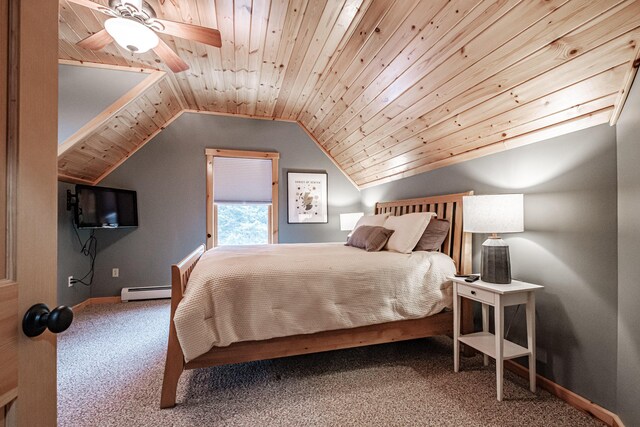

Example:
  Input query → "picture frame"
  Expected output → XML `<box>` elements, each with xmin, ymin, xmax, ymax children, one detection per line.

<box><xmin>287</xmin><ymin>172</ymin><xmax>328</xmax><ymax>224</ymax></box>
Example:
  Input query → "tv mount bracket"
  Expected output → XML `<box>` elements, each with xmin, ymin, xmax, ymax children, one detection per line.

<box><xmin>66</xmin><ymin>190</ymin><xmax>78</xmax><ymax>212</ymax></box>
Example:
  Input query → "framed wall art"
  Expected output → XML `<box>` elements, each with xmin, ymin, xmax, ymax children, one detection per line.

<box><xmin>287</xmin><ymin>172</ymin><xmax>328</xmax><ymax>224</ymax></box>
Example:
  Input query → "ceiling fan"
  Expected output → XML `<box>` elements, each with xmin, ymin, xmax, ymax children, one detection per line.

<box><xmin>67</xmin><ymin>0</ymin><xmax>222</xmax><ymax>72</ymax></box>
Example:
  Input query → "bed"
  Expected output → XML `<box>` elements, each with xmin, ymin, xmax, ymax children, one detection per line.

<box><xmin>161</xmin><ymin>191</ymin><xmax>474</xmax><ymax>408</ymax></box>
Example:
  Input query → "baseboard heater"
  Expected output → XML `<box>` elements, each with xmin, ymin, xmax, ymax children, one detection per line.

<box><xmin>121</xmin><ymin>285</ymin><xmax>171</xmax><ymax>302</ymax></box>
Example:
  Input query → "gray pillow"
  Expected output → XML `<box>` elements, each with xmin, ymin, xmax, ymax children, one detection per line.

<box><xmin>346</xmin><ymin>225</ymin><xmax>395</xmax><ymax>252</ymax></box>
<box><xmin>414</xmin><ymin>219</ymin><xmax>450</xmax><ymax>251</ymax></box>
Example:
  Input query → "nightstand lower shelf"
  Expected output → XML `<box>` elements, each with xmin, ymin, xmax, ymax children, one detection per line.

<box><xmin>458</xmin><ymin>332</ymin><xmax>531</xmax><ymax>360</ymax></box>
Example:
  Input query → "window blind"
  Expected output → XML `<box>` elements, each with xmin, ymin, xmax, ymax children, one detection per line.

<box><xmin>213</xmin><ymin>157</ymin><xmax>272</xmax><ymax>203</ymax></box>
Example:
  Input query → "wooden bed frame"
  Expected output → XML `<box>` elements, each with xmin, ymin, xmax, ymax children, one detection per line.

<box><xmin>160</xmin><ymin>191</ymin><xmax>475</xmax><ymax>408</ymax></box>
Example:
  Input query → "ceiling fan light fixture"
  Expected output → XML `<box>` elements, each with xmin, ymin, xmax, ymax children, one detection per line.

<box><xmin>104</xmin><ymin>17</ymin><xmax>159</xmax><ymax>53</ymax></box>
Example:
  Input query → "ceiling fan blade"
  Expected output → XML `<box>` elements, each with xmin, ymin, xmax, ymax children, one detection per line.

<box><xmin>66</xmin><ymin>0</ymin><xmax>111</xmax><ymax>14</ymax></box>
<box><xmin>77</xmin><ymin>29</ymin><xmax>114</xmax><ymax>51</ymax></box>
<box><xmin>153</xmin><ymin>39</ymin><xmax>189</xmax><ymax>73</ymax></box>
<box><xmin>152</xmin><ymin>19</ymin><xmax>222</xmax><ymax>48</ymax></box>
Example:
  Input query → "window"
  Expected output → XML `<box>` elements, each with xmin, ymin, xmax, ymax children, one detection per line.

<box><xmin>216</xmin><ymin>204</ymin><xmax>269</xmax><ymax>245</ymax></box>
<box><xmin>205</xmin><ymin>149</ymin><xmax>279</xmax><ymax>248</ymax></box>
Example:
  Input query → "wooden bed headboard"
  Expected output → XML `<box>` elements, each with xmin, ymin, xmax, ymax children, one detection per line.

<box><xmin>375</xmin><ymin>191</ymin><xmax>474</xmax><ymax>274</ymax></box>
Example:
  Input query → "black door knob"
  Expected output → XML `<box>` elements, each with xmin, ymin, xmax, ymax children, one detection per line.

<box><xmin>22</xmin><ymin>304</ymin><xmax>74</xmax><ymax>337</ymax></box>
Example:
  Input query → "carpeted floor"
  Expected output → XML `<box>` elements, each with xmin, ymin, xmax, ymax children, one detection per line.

<box><xmin>58</xmin><ymin>300</ymin><xmax>603</xmax><ymax>427</ymax></box>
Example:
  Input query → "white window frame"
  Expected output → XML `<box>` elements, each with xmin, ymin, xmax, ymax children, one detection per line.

<box><xmin>205</xmin><ymin>148</ymin><xmax>279</xmax><ymax>249</ymax></box>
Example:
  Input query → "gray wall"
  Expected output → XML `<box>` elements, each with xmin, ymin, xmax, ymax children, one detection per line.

<box><xmin>58</xmin><ymin>182</ymin><xmax>91</xmax><ymax>307</ymax></box>
<box><xmin>616</xmin><ymin>78</ymin><xmax>640</xmax><ymax>427</ymax></box>
<box><xmin>58</xmin><ymin>64</ymin><xmax>146</xmax><ymax>143</ymax></box>
<box><xmin>361</xmin><ymin>124</ymin><xmax>619</xmax><ymax>410</ymax></box>
<box><xmin>58</xmin><ymin>112</ymin><xmax>361</xmax><ymax>301</ymax></box>
<box><xmin>57</xmin><ymin>64</ymin><xmax>150</xmax><ymax>306</ymax></box>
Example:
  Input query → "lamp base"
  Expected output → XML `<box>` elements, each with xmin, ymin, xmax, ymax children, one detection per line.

<box><xmin>481</xmin><ymin>236</ymin><xmax>511</xmax><ymax>284</ymax></box>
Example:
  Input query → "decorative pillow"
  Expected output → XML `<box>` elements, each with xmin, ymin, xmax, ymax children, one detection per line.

<box><xmin>383</xmin><ymin>212</ymin><xmax>435</xmax><ymax>254</ymax></box>
<box><xmin>352</xmin><ymin>213</ymin><xmax>390</xmax><ymax>231</ymax></box>
<box><xmin>346</xmin><ymin>225</ymin><xmax>395</xmax><ymax>252</ymax></box>
<box><xmin>414</xmin><ymin>218</ymin><xmax>450</xmax><ymax>251</ymax></box>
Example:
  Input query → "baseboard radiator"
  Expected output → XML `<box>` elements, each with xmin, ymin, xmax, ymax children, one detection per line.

<box><xmin>121</xmin><ymin>285</ymin><xmax>171</xmax><ymax>302</ymax></box>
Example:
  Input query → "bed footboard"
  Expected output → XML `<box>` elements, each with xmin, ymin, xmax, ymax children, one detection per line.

<box><xmin>160</xmin><ymin>244</ymin><xmax>205</xmax><ymax>409</ymax></box>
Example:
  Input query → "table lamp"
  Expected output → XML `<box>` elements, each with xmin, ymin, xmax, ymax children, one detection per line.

<box><xmin>462</xmin><ymin>194</ymin><xmax>524</xmax><ymax>284</ymax></box>
<box><xmin>340</xmin><ymin>212</ymin><xmax>364</xmax><ymax>235</ymax></box>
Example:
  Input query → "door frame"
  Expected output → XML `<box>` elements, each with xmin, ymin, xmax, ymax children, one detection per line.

<box><xmin>2</xmin><ymin>0</ymin><xmax>59</xmax><ymax>425</ymax></box>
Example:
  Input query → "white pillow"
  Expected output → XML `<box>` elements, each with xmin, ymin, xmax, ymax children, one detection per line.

<box><xmin>383</xmin><ymin>212</ymin><xmax>436</xmax><ymax>253</ymax></box>
<box><xmin>353</xmin><ymin>213</ymin><xmax>390</xmax><ymax>230</ymax></box>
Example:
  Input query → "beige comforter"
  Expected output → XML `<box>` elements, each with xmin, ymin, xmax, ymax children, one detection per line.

<box><xmin>173</xmin><ymin>243</ymin><xmax>456</xmax><ymax>361</ymax></box>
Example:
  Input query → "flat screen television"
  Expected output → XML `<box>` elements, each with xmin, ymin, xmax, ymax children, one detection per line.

<box><xmin>74</xmin><ymin>184</ymin><xmax>138</xmax><ymax>229</ymax></box>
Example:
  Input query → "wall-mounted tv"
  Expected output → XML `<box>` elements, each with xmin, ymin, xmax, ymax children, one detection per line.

<box><xmin>73</xmin><ymin>184</ymin><xmax>138</xmax><ymax>229</ymax></box>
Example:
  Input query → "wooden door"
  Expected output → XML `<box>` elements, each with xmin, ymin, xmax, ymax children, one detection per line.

<box><xmin>0</xmin><ymin>0</ymin><xmax>59</xmax><ymax>425</ymax></box>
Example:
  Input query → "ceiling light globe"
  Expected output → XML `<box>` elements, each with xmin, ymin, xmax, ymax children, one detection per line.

<box><xmin>104</xmin><ymin>17</ymin><xmax>159</xmax><ymax>54</ymax></box>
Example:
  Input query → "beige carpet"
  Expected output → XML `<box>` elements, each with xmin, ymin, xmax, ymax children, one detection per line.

<box><xmin>58</xmin><ymin>300</ymin><xmax>603</xmax><ymax>427</ymax></box>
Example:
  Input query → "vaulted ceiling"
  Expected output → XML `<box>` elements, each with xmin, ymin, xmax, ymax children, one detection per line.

<box><xmin>58</xmin><ymin>0</ymin><xmax>640</xmax><ymax>188</ymax></box>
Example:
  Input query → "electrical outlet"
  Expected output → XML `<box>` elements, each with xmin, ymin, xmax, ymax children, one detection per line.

<box><xmin>68</xmin><ymin>276</ymin><xmax>74</xmax><ymax>287</ymax></box>
<box><xmin>112</xmin><ymin>268</ymin><xmax>119</xmax><ymax>278</ymax></box>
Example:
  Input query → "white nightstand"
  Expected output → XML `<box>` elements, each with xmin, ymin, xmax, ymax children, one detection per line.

<box><xmin>449</xmin><ymin>276</ymin><xmax>544</xmax><ymax>401</ymax></box>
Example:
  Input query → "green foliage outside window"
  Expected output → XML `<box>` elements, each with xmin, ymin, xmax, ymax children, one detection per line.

<box><xmin>217</xmin><ymin>203</ymin><xmax>269</xmax><ymax>245</ymax></box>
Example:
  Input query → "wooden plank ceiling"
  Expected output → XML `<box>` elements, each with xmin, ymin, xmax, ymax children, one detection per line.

<box><xmin>58</xmin><ymin>0</ymin><xmax>640</xmax><ymax>187</ymax></box>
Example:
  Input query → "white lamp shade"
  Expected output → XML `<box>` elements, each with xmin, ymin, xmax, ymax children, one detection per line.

<box><xmin>340</xmin><ymin>212</ymin><xmax>364</xmax><ymax>231</ymax></box>
<box><xmin>105</xmin><ymin>18</ymin><xmax>159</xmax><ymax>53</ymax></box>
<box><xmin>462</xmin><ymin>194</ymin><xmax>524</xmax><ymax>234</ymax></box>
